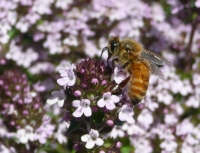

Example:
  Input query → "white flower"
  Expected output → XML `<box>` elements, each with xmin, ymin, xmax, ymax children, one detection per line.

<box><xmin>16</xmin><ymin>125</ymin><xmax>35</xmax><ymax>144</ymax></box>
<box><xmin>35</xmin><ymin>116</ymin><xmax>55</xmax><ymax>144</ymax></box>
<box><xmin>56</xmin><ymin>61</ymin><xmax>76</xmax><ymax>72</ymax></box>
<box><xmin>81</xmin><ymin>129</ymin><xmax>104</xmax><ymax>149</ymax></box>
<box><xmin>110</xmin><ymin>125</ymin><xmax>125</xmax><ymax>139</ymax></box>
<box><xmin>118</xmin><ymin>104</ymin><xmax>135</xmax><ymax>124</ymax></box>
<box><xmin>5</xmin><ymin>104</ymin><xmax>17</xmax><ymax>115</ymax></box>
<box><xmin>176</xmin><ymin>119</ymin><xmax>194</xmax><ymax>136</ymax></box>
<box><xmin>113</xmin><ymin>67</ymin><xmax>127</xmax><ymax>84</ymax></box>
<box><xmin>0</xmin><ymin>145</ymin><xmax>16</xmax><ymax>153</ymax></box>
<box><xmin>72</xmin><ymin>99</ymin><xmax>92</xmax><ymax>117</ymax></box>
<box><xmin>46</xmin><ymin>90</ymin><xmax>66</xmax><ymax>107</ymax></box>
<box><xmin>122</xmin><ymin>123</ymin><xmax>145</xmax><ymax>135</ymax></box>
<box><xmin>160</xmin><ymin>140</ymin><xmax>178</xmax><ymax>152</ymax></box>
<box><xmin>97</xmin><ymin>92</ymin><xmax>120</xmax><ymax>110</ymax></box>
<box><xmin>54</xmin><ymin>121</ymin><xmax>70</xmax><ymax>144</ymax></box>
<box><xmin>185</xmin><ymin>96</ymin><xmax>200</xmax><ymax>108</ymax></box>
<box><xmin>164</xmin><ymin>114</ymin><xmax>178</xmax><ymax>126</ymax></box>
<box><xmin>137</xmin><ymin>109</ymin><xmax>153</xmax><ymax>129</ymax></box>
<box><xmin>57</xmin><ymin>62</ymin><xmax>76</xmax><ymax>87</ymax></box>
<box><xmin>195</xmin><ymin>0</ymin><xmax>200</xmax><ymax>8</ymax></box>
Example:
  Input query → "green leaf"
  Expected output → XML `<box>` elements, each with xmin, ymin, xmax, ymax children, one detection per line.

<box><xmin>8</xmin><ymin>28</ymin><xmax>19</xmax><ymax>38</ymax></box>
<box><xmin>120</xmin><ymin>146</ymin><xmax>132</xmax><ymax>153</ymax></box>
<box><xmin>46</xmin><ymin>111</ymin><xmax>57</xmax><ymax>118</ymax></box>
<box><xmin>120</xmin><ymin>137</ymin><xmax>134</xmax><ymax>153</ymax></box>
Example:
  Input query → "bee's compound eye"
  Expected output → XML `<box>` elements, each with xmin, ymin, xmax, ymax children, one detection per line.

<box><xmin>110</xmin><ymin>41</ymin><xmax>116</xmax><ymax>52</ymax></box>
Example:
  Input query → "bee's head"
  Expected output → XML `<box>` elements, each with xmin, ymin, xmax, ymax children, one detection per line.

<box><xmin>108</xmin><ymin>36</ymin><xmax>119</xmax><ymax>55</ymax></box>
<box><xmin>100</xmin><ymin>36</ymin><xmax>120</xmax><ymax>62</ymax></box>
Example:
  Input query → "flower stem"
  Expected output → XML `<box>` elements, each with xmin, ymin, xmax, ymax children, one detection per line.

<box><xmin>185</xmin><ymin>16</ymin><xmax>200</xmax><ymax>72</ymax></box>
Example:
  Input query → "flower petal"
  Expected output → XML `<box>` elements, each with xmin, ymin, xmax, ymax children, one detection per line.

<box><xmin>58</xmin><ymin>99</ymin><xmax>65</xmax><ymax>107</ymax></box>
<box><xmin>81</xmin><ymin>134</ymin><xmax>90</xmax><ymax>142</ymax></box>
<box><xmin>86</xmin><ymin>140</ymin><xmax>95</xmax><ymax>149</ymax></box>
<box><xmin>72</xmin><ymin>107</ymin><xmax>83</xmax><ymax>117</ymax></box>
<box><xmin>82</xmin><ymin>99</ymin><xmax>90</xmax><ymax>105</ymax></box>
<box><xmin>123</xmin><ymin>108</ymin><xmax>134</xmax><ymax>116</ymax></box>
<box><xmin>127</xmin><ymin>116</ymin><xmax>135</xmax><ymax>124</ymax></box>
<box><xmin>59</xmin><ymin>69</ymin><xmax>70</xmax><ymax>77</ymax></box>
<box><xmin>106</xmin><ymin>101</ymin><xmax>116</xmax><ymax>110</ymax></box>
<box><xmin>97</xmin><ymin>99</ymin><xmax>106</xmax><ymax>108</ymax></box>
<box><xmin>110</xmin><ymin>95</ymin><xmax>120</xmax><ymax>103</ymax></box>
<box><xmin>20</xmin><ymin>135</ymin><xmax>28</xmax><ymax>143</ymax></box>
<box><xmin>84</xmin><ymin>107</ymin><xmax>92</xmax><ymax>117</ymax></box>
<box><xmin>57</xmin><ymin>77</ymin><xmax>69</xmax><ymax>86</ymax></box>
<box><xmin>59</xmin><ymin>90</ymin><xmax>66</xmax><ymax>99</ymax></box>
<box><xmin>52</xmin><ymin>90</ymin><xmax>60</xmax><ymax>97</ymax></box>
<box><xmin>113</xmin><ymin>67</ymin><xmax>127</xmax><ymax>84</ymax></box>
<box><xmin>95</xmin><ymin>138</ymin><xmax>104</xmax><ymax>146</ymax></box>
<box><xmin>59</xmin><ymin>69</ymin><xmax>66</xmax><ymax>75</ymax></box>
<box><xmin>28</xmin><ymin>133</ymin><xmax>35</xmax><ymax>141</ymax></box>
<box><xmin>67</xmin><ymin>77</ymin><xmax>76</xmax><ymax>86</ymax></box>
<box><xmin>118</xmin><ymin>112</ymin><xmax>125</xmax><ymax>121</ymax></box>
<box><xmin>90</xmin><ymin>129</ymin><xmax>99</xmax><ymax>138</ymax></box>
<box><xmin>103</xmin><ymin>92</ymin><xmax>111</xmax><ymax>99</ymax></box>
<box><xmin>72</xmin><ymin>100</ymin><xmax>80</xmax><ymax>108</ymax></box>
<box><xmin>46</xmin><ymin>97</ymin><xmax>58</xmax><ymax>105</ymax></box>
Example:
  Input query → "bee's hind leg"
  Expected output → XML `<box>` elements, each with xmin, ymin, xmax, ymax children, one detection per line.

<box><xmin>111</xmin><ymin>76</ymin><xmax>131</xmax><ymax>94</ymax></box>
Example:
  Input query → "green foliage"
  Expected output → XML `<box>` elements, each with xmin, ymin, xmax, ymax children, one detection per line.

<box><xmin>120</xmin><ymin>138</ymin><xmax>134</xmax><ymax>153</ymax></box>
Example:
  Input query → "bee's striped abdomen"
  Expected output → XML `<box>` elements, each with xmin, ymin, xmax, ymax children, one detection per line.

<box><xmin>128</xmin><ymin>61</ymin><xmax>151</xmax><ymax>106</ymax></box>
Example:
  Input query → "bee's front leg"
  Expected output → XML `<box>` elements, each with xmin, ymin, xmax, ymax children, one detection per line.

<box><xmin>111</xmin><ymin>58</ymin><xmax>119</xmax><ymax>67</ymax></box>
<box><xmin>122</xmin><ymin>61</ymin><xmax>130</xmax><ymax>69</ymax></box>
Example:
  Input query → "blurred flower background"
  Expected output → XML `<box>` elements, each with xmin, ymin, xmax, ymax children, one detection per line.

<box><xmin>0</xmin><ymin>0</ymin><xmax>200</xmax><ymax>152</ymax></box>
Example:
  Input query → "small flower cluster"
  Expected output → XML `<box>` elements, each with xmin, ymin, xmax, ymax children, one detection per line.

<box><xmin>0</xmin><ymin>70</ymin><xmax>55</xmax><ymax>151</ymax></box>
<box><xmin>47</xmin><ymin>58</ymin><xmax>135</xmax><ymax>151</ymax></box>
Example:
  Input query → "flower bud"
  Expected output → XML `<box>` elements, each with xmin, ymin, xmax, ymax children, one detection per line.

<box><xmin>106</xmin><ymin>120</ymin><xmax>114</xmax><ymax>126</ymax></box>
<box><xmin>74</xmin><ymin>90</ymin><xmax>81</xmax><ymax>97</ymax></box>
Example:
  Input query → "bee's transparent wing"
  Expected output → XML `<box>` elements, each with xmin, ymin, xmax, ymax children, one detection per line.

<box><xmin>129</xmin><ymin>52</ymin><xmax>165</xmax><ymax>80</ymax></box>
<box><xmin>148</xmin><ymin>60</ymin><xmax>165</xmax><ymax>80</ymax></box>
<box><xmin>141</xmin><ymin>49</ymin><xmax>171</xmax><ymax>66</ymax></box>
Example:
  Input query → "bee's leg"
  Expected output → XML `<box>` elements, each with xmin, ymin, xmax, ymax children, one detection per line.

<box><xmin>111</xmin><ymin>58</ymin><xmax>119</xmax><ymax>67</ymax></box>
<box><xmin>107</xmin><ymin>53</ymin><xmax>112</xmax><ymax>64</ymax></box>
<box><xmin>122</xmin><ymin>61</ymin><xmax>130</xmax><ymax>69</ymax></box>
<box><xmin>119</xmin><ymin>76</ymin><xmax>131</xmax><ymax>89</ymax></box>
<box><xmin>100</xmin><ymin>47</ymin><xmax>108</xmax><ymax>59</ymax></box>
<box><xmin>112</xmin><ymin>76</ymin><xmax>131</xmax><ymax>93</ymax></box>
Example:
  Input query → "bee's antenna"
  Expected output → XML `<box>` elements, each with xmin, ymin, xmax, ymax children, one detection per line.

<box><xmin>100</xmin><ymin>46</ymin><xmax>108</xmax><ymax>59</ymax></box>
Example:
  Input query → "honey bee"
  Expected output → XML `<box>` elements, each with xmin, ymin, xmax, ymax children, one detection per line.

<box><xmin>101</xmin><ymin>36</ymin><xmax>171</xmax><ymax>106</ymax></box>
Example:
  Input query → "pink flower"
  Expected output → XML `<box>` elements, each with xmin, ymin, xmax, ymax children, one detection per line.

<box><xmin>110</xmin><ymin>126</ymin><xmax>125</xmax><ymax>139</ymax></box>
<box><xmin>113</xmin><ymin>67</ymin><xmax>127</xmax><ymax>84</ymax></box>
<box><xmin>46</xmin><ymin>90</ymin><xmax>66</xmax><ymax>107</ymax></box>
<box><xmin>122</xmin><ymin>123</ymin><xmax>145</xmax><ymax>135</ymax></box>
<box><xmin>137</xmin><ymin>109</ymin><xmax>153</xmax><ymax>129</ymax></box>
<box><xmin>81</xmin><ymin>129</ymin><xmax>104</xmax><ymax>149</ymax></box>
<box><xmin>160</xmin><ymin>140</ymin><xmax>177</xmax><ymax>152</ymax></box>
<box><xmin>195</xmin><ymin>0</ymin><xmax>200</xmax><ymax>8</ymax></box>
<box><xmin>176</xmin><ymin>119</ymin><xmax>194</xmax><ymax>136</ymax></box>
<box><xmin>35</xmin><ymin>116</ymin><xmax>55</xmax><ymax>144</ymax></box>
<box><xmin>72</xmin><ymin>99</ymin><xmax>92</xmax><ymax>117</ymax></box>
<box><xmin>118</xmin><ymin>104</ymin><xmax>135</xmax><ymax>124</ymax></box>
<box><xmin>16</xmin><ymin>125</ymin><xmax>35</xmax><ymax>144</ymax></box>
<box><xmin>57</xmin><ymin>63</ymin><xmax>76</xmax><ymax>87</ymax></box>
<box><xmin>97</xmin><ymin>92</ymin><xmax>120</xmax><ymax>110</ymax></box>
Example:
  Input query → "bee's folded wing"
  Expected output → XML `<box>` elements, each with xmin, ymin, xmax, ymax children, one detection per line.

<box><xmin>142</xmin><ymin>49</ymin><xmax>172</xmax><ymax>66</ymax></box>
